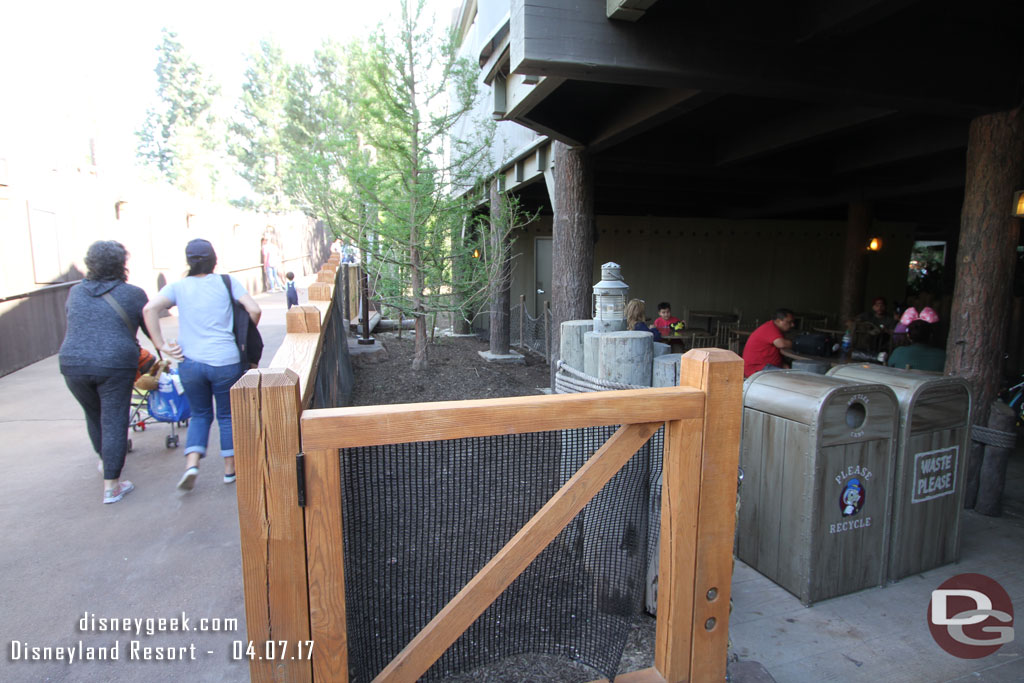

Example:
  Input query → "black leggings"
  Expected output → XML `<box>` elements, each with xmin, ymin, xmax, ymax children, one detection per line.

<box><xmin>64</xmin><ymin>373</ymin><xmax>134</xmax><ymax>480</ymax></box>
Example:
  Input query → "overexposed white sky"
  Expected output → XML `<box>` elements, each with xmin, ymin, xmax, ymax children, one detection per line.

<box><xmin>0</xmin><ymin>0</ymin><xmax>459</xmax><ymax>175</ymax></box>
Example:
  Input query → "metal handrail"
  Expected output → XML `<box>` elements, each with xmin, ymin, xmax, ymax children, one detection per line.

<box><xmin>0</xmin><ymin>279</ymin><xmax>81</xmax><ymax>304</ymax></box>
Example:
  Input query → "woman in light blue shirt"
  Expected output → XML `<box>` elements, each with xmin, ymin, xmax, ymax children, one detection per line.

<box><xmin>143</xmin><ymin>239</ymin><xmax>261</xmax><ymax>492</ymax></box>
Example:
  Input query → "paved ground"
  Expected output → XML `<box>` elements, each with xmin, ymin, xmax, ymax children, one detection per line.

<box><xmin>730</xmin><ymin>504</ymin><xmax>1024</xmax><ymax>682</ymax></box>
<box><xmin>1</xmin><ymin>278</ymin><xmax>1023</xmax><ymax>681</ymax></box>
<box><xmin>0</xmin><ymin>281</ymin><xmax>301</xmax><ymax>683</ymax></box>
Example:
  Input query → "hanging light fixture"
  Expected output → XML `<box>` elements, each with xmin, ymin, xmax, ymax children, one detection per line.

<box><xmin>868</xmin><ymin>237</ymin><xmax>883</xmax><ymax>251</ymax></box>
<box><xmin>592</xmin><ymin>262</ymin><xmax>629</xmax><ymax>333</ymax></box>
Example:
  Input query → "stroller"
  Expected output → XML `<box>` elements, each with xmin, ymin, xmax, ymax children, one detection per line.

<box><xmin>128</xmin><ymin>350</ymin><xmax>191</xmax><ymax>450</ymax></box>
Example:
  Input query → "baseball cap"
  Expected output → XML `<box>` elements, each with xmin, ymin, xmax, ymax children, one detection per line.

<box><xmin>185</xmin><ymin>239</ymin><xmax>216</xmax><ymax>264</ymax></box>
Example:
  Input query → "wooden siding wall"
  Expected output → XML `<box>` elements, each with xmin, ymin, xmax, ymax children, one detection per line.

<box><xmin>0</xmin><ymin>159</ymin><xmax>331</xmax><ymax>376</ymax></box>
<box><xmin>507</xmin><ymin>215</ymin><xmax>914</xmax><ymax>323</ymax></box>
<box><xmin>0</xmin><ymin>283</ymin><xmax>73</xmax><ymax>376</ymax></box>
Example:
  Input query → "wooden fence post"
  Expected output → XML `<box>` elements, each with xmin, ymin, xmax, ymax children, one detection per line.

<box><xmin>232</xmin><ymin>368</ymin><xmax>312</xmax><ymax>683</ymax></box>
<box><xmin>656</xmin><ymin>349</ymin><xmax>742</xmax><ymax>683</ymax></box>
<box><xmin>304</xmin><ymin>447</ymin><xmax>349</xmax><ymax>683</ymax></box>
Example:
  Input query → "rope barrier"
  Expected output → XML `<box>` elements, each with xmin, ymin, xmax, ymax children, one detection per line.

<box><xmin>971</xmin><ymin>424</ymin><xmax>1017</xmax><ymax>450</ymax></box>
<box><xmin>554</xmin><ymin>360</ymin><xmax>647</xmax><ymax>394</ymax></box>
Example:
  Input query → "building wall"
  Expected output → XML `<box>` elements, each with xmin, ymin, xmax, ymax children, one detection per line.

<box><xmin>452</xmin><ymin>0</ymin><xmax>543</xmax><ymax>175</ymax></box>
<box><xmin>504</xmin><ymin>214</ymin><xmax>914</xmax><ymax>325</ymax></box>
<box><xmin>0</xmin><ymin>156</ymin><xmax>330</xmax><ymax>376</ymax></box>
<box><xmin>454</xmin><ymin>2</ymin><xmax>916</xmax><ymax>331</ymax></box>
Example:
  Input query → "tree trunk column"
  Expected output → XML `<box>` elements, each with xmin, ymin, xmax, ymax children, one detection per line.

<box><xmin>489</xmin><ymin>179</ymin><xmax>511</xmax><ymax>355</ymax></box>
<box><xmin>550</xmin><ymin>142</ymin><xmax>595</xmax><ymax>386</ymax></box>
<box><xmin>839</xmin><ymin>200</ymin><xmax>871</xmax><ymax>323</ymax></box>
<box><xmin>948</xmin><ymin>108</ymin><xmax>1024</xmax><ymax>508</ymax></box>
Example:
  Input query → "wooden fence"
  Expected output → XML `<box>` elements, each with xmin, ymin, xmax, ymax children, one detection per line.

<box><xmin>231</xmin><ymin>257</ymin><xmax>743</xmax><ymax>682</ymax></box>
<box><xmin>0</xmin><ymin>280</ymin><xmax>78</xmax><ymax>376</ymax></box>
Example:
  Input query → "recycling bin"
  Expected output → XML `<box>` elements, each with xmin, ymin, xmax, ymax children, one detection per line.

<box><xmin>827</xmin><ymin>364</ymin><xmax>971</xmax><ymax>580</ymax></box>
<box><xmin>738</xmin><ymin>371</ymin><xmax>898</xmax><ymax>605</ymax></box>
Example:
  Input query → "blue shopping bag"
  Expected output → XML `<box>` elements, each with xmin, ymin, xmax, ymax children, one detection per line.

<box><xmin>147</xmin><ymin>368</ymin><xmax>191</xmax><ymax>423</ymax></box>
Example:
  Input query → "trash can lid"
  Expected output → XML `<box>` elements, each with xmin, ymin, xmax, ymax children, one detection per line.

<box><xmin>744</xmin><ymin>369</ymin><xmax>898</xmax><ymax>431</ymax></box>
<box><xmin>827</xmin><ymin>364</ymin><xmax>971</xmax><ymax>418</ymax></box>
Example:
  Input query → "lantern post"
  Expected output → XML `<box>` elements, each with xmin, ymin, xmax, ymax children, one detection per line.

<box><xmin>592</xmin><ymin>262</ymin><xmax>629</xmax><ymax>333</ymax></box>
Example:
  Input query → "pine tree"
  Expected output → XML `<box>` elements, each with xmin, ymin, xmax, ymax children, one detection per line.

<box><xmin>136</xmin><ymin>28</ymin><xmax>224</xmax><ymax>199</ymax></box>
<box><xmin>229</xmin><ymin>40</ymin><xmax>291</xmax><ymax>211</ymax></box>
<box><xmin>343</xmin><ymin>0</ymin><xmax>494</xmax><ymax>369</ymax></box>
<box><xmin>271</xmin><ymin>1</ymin><xmax>503</xmax><ymax>369</ymax></box>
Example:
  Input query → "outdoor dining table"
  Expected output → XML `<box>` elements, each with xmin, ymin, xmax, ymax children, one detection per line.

<box><xmin>660</xmin><ymin>331</ymin><xmax>689</xmax><ymax>354</ymax></box>
<box><xmin>781</xmin><ymin>348</ymin><xmax>882</xmax><ymax>369</ymax></box>
<box><xmin>689</xmin><ymin>309</ymin><xmax>735</xmax><ymax>333</ymax></box>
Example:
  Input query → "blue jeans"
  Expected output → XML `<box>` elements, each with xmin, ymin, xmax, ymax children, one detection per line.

<box><xmin>178</xmin><ymin>359</ymin><xmax>245</xmax><ymax>459</ymax></box>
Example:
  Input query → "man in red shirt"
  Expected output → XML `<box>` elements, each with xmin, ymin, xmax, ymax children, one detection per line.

<box><xmin>742</xmin><ymin>309</ymin><xmax>795</xmax><ymax>377</ymax></box>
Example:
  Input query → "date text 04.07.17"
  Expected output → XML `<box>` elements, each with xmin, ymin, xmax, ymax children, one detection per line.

<box><xmin>232</xmin><ymin>640</ymin><xmax>314</xmax><ymax>661</ymax></box>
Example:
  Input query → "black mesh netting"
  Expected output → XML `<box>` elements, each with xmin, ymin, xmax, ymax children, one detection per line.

<box><xmin>339</xmin><ymin>425</ymin><xmax>664</xmax><ymax>681</ymax></box>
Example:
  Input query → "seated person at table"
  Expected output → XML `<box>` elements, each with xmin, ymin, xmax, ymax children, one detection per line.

<box><xmin>887</xmin><ymin>320</ymin><xmax>945</xmax><ymax>372</ymax></box>
<box><xmin>893</xmin><ymin>306</ymin><xmax>938</xmax><ymax>336</ymax></box>
<box><xmin>742</xmin><ymin>308</ymin><xmax>795</xmax><ymax>378</ymax></box>
<box><xmin>652</xmin><ymin>301</ymin><xmax>680</xmax><ymax>332</ymax></box>
<box><xmin>625</xmin><ymin>299</ymin><xmax>661</xmax><ymax>341</ymax></box>
<box><xmin>857</xmin><ymin>296</ymin><xmax>890</xmax><ymax>331</ymax></box>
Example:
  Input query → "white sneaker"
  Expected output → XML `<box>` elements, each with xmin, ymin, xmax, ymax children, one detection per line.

<box><xmin>103</xmin><ymin>481</ymin><xmax>134</xmax><ymax>504</ymax></box>
<box><xmin>177</xmin><ymin>467</ymin><xmax>199</xmax><ymax>491</ymax></box>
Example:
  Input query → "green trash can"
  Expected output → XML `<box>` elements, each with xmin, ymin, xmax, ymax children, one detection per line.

<box><xmin>738</xmin><ymin>371</ymin><xmax>899</xmax><ymax>605</ymax></box>
<box><xmin>827</xmin><ymin>364</ymin><xmax>971</xmax><ymax>581</ymax></box>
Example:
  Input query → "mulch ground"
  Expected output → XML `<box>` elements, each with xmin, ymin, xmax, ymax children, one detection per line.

<box><xmin>345</xmin><ymin>331</ymin><xmax>658</xmax><ymax>681</ymax></box>
<box><xmin>350</xmin><ymin>332</ymin><xmax>552</xmax><ymax>406</ymax></box>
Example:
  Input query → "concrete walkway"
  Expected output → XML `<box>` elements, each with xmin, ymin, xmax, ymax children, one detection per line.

<box><xmin>1</xmin><ymin>278</ymin><xmax>1023</xmax><ymax>681</ymax></box>
<box><xmin>730</xmin><ymin>504</ymin><xmax>1024</xmax><ymax>681</ymax></box>
<box><xmin>0</xmin><ymin>279</ymin><xmax>306</xmax><ymax>683</ymax></box>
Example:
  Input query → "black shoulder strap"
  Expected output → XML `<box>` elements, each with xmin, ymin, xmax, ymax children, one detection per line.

<box><xmin>101</xmin><ymin>291</ymin><xmax>133</xmax><ymax>330</ymax></box>
<box><xmin>220</xmin><ymin>274</ymin><xmax>235</xmax><ymax>302</ymax></box>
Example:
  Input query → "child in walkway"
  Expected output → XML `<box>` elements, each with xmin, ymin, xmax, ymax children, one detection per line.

<box><xmin>285</xmin><ymin>272</ymin><xmax>299</xmax><ymax>309</ymax></box>
<box><xmin>652</xmin><ymin>301</ymin><xmax>680</xmax><ymax>332</ymax></box>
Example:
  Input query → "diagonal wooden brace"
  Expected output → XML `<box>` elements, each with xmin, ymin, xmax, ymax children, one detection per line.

<box><xmin>373</xmin><ymin>421</ymin><xmax>663</xmax><ymax>682</ymax></box>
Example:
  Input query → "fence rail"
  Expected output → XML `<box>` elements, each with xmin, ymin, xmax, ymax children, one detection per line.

<box><xmin>231</xmin><ymin>260</ymin><xmax>743</xmax><ymax>682</ymax></box>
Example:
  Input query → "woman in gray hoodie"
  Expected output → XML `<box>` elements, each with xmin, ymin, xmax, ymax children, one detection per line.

<box><xmin>59</xmin><ymin>241</ymin><xmax>148</xmax><ymax>504</ymax></box>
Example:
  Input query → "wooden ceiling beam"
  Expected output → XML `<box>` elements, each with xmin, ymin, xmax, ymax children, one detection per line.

<box><xmin>719</xmin><ymin>170</ymin><xmax>965</xmax><ymax>219</ymax></box>
<box><xmin>714</xmin><ymin>106</ymin><xmax>896</xmax><ymax>167</ymax></box>
<box><xmin>832</xmin><ymin>122</ymin><xmax>967</xmax><ymax>174</ymax></box>
<box><xmin>597</xmin><ymin>156</ymin><xmax>829</xmax><ymax>186</ymax></box>
<box><xmin>797</xmin><ymin>0</ymin><xmax>920</xmax><ymax>43</ymax></box>
<box><xmin>606</xmin><ymin>0</ymin><xmax>660</xmax><ymax>23</ymax></box>
<box><xmin>586</xmin><ymin>89</ymin><xmax>718</xmax><ymax>153</ymax></box>
<box><xmin>511</xmin><ymin>0</ymin><xmax>1022</xmax><ymax>117</ymax></box>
